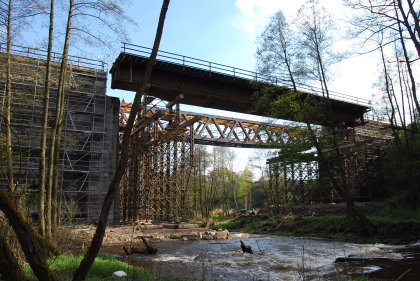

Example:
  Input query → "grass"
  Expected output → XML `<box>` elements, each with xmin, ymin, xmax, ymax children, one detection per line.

<box><xmin>212</xmin><ymin>219</ymin><xmax>238</xmax><ymax>229</ymax></box>
<box><xmin>23</xmin><ymin>253</ymin><xmax>186</xmax><ymax>281</ymax></box>
<box><xmin>368</xmin><ymin>205</ymin><xmax>420</xmax><ymax>222</ymax></box>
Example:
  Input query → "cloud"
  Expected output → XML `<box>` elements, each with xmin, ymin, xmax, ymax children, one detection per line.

<box><xmin>232</xmin><ymin>0</ymin><xmax>347</xmax><ymax>36</ymax></box>
<box><xmin>232</xmin><ymin>0</ymin><xmax>295</xmax><ymax>35</ymax></box>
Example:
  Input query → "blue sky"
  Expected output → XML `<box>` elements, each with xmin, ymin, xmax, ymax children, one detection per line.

<box><xmin>123</xmin><ymin>0</ymin><xmax>256</xmax><ymax>69</ymax></box>
<box><xmin>109</xmin><ymin>0</ymin><xmax>260</xmax><ymax>104</ymax></box>
<box><xmin>110</xmin><ymin>0</ymin><xmax>379</xmax><ymax>105</ymax></box>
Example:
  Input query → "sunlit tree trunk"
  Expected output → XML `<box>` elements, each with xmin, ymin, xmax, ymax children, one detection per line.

<box><xmin>39</xmin><ymin>0</ymin><xmax>55</xmax><ymax>237</ymax></box>
<box><xmin>46</xmin><ymin>0</ymin><xmax>74</xmax><ymax>238</ymax></box>
<box><xmin>5</xmin><ymin>0</ymin><xmax>15</xmax><ymax>193</ymax></box>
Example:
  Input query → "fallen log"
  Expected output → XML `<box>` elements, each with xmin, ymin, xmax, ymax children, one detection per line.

<box><xmin>123</xmin><ymin>246</ymin><xmax>148</xmax><ymax>255</ymax></box>
<box><xmin>140</xmin><ymin>236</ymin><xmax>157</xmax><ymax>254</ymax></box>
<box><xmin>395</xmin><ymin>268</ymin><xmax>411</xmax><ymax>281</ymax></box>
<box><xmin>123</xmin><ymin>237</ymin><xmax>157</xmax><ymax>255</ymax></box>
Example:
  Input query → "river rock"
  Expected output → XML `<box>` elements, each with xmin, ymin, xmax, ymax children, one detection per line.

<box><xmin>202</xmin><ymin>234</ymin><xmax>214</xmax><ymax>240</ymax></box>
<box><xmin>151</xmin><ymin>235</ymin><xmax>164</xmax><ymax>241</ymax></box>
<box><xmin>138</xmin><ymin>224</ymin><xmax>160</xmax><ymax>229</ymax></box>
<box><xmin>178</xmin><ymin>223</ymin><xmax>199</xmax><ymax>229</ymax></box>
<box><xmin>169</xmin><ymin>234</ymin><xmax>182</xmax><ymax>239</ymax></box>
<box><xmin>214</xmin><ymin>229</ymin><xmax>229</xmax><ymax>240</ymax></box>
<box><xmin>202</xmin><ymin>231</ymin><xmax>216</xmax><ymax>240</ymax></box>
<box><xmin>181</xmin><ymin>234</ymin><xmax>200</xmax><ymax>241</ymax></box>
<box><xmin>112</xmin><ymin>270</ymin><xmax>127</xmax><ymax>278</ymax></box>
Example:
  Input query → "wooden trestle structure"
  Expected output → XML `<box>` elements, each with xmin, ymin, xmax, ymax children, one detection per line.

<box><xmin>120</xmin><ymin>96</ymin><xmax>195</xmax><ymax>221</ymax></box>
<box><xmin>119</xmin><ymin>95</ymin><xmax>301</xmax><ymax>221</ymax></box>
<box><xmin>267</xmin><ymin>121</ymin><xmax>393</xmax><ymax>208</ymax></box>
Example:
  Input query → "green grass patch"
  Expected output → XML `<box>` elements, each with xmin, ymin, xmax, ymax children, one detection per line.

<box><xmin>241</xmin><ymin>217</ymin><xmax>281</xmax><ymax>233</ymax></box>
<box><xmin>212</xmin><ymin>219</ymin><xmax>239</xmax><ymax>229</ymax></box>
<box><xmin>23</xmin><ymin>253</ymin><xmax>186</xmax><ymax>281</ymax></box>
<box><xmin>369</xmin><ymin>205</ymin><xmax>420</xmax><ymax>222</ymax></box>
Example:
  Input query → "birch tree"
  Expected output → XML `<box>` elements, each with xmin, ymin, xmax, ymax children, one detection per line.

<box><xmin>346</xmin><ymin>0</ymin><xmax>419</xmax><ymax>209</ymax></box>
<box><xmin>298</xmin><ymin>0</ymin><xmax>376</xmax><ymax>235</ymax></box>
<box><xmin>346</xmin><ymin>0</ymin><xmax>419</xmax><ymax>114</ymax></box>
<box><xmin>38</xmin><ymin>0</ymin><xmax>55</xmax><ymax>237</ymax></box>
<box><xmin>256</xmin><ymin>1</ymin><xmax>377</xmax><ymax>235</ymax></box>
<box><xmin>42</xmin><ymin>0</ymin><xmax>134</xmax><ymax>237</ymax></box>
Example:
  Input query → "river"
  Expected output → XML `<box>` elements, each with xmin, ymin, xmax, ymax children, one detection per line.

<box><xmin>111</xmin><ymin>233</ymin><xmax>420</xmax><ymax>280</ymax></box>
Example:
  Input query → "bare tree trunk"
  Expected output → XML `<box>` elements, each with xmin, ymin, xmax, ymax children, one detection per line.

<box><xmin>380</xmin><ymin>43</ymin><xmax>400</xmax><ymax>141</ymax></box>
<box><xmin>51</xmin><ymin>137</ymin><xmax>61</xmax><ymax>231</ymax></box>
<box><xmin>46</xmin><ymin>0</ymin><xmax>74</xmax><ymax>238</ymax></box>
<box><xmin>396</xmin><ymin>0</ymin><xmax>420</xmax><ymax>58</ymax></box>
<box><xmin>404</xmin><ymin>0</ymin><xmax>420</xmax><ymax>40</ymax></box>
<box><xmin>394</xmin><ymin>3</ymin><xmax>420</xmax><ymax>114</ymax></box>
<box><xmin>39</xmin><ymin>0</ymin><xmax>55</xmax><ymax>237</ymax></box>
<box><xmin>71</xmin><ymin>1</ymin><xmax>170</xmax><ymax>280</ymax></box>
<box><xmin>0</xmin><ymin>190</ymin><xmax>56</xmax><ymax>281</ymax></box>
<box><xmin>284</xmin><ymin>23</ymin><xmax>375</xmax><ymax>235</ymax></box>
<box><xmin>0</xmin><ymin>235</ymin><xmax>22</xmax><ymax>281</ymax></box>
<box><xmin>5</xmin><ymin>0</ymin><xmax>15</xmax><ymax>193</ymax></box>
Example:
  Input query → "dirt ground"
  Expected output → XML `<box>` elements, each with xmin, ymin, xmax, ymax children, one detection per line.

<box><xmin>63</xmin><ymin>222</ymin><xmax>219</xmax><ymax>255</ymax></box>
<box><xmin>60</xmin><ymin>202</ymin><xmax>378</xmax><ymax>252</ymax></box>
<box><xmin>61</xmin><ymin>201</ymin><xmax>416</xmax><ymax>254</ymax></box>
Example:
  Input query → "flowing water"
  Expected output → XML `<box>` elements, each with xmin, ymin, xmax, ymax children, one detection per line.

<box><xmin>112</xmin><ymin>233</ymin><xmax>419</xmax><ymax>281</ymax></box>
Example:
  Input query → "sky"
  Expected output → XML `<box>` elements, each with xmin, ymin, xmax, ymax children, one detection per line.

<box><xmin>103</xmin><ymin>0</ymin><xmax>380</xmax><ymax>175</ymax></box>
<box><xmin>111</xmin><ymin>0</ymin><xmax>379</xmax><ymax>101</ymax></box>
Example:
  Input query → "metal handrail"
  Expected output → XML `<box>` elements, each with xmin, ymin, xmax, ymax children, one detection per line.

<box><xmin>0</xmin><ymin>44</ymin><xmax>107</xmax><ymax>71</ymax></box>
<box><xmin>121</xmin><ymin>42</ymin><xmax>371</xmax><ymax>107</ymax></box>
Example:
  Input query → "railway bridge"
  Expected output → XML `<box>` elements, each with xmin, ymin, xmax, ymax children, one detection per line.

<box><xmin>110</xmin><ymin>43</ymin><xmax>379</xmax><ymax>221</ymax></box>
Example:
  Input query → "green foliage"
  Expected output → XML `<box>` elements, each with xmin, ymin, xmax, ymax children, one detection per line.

<box><xmin>368</xmin><ymin>129</ymin><xmax>420</xmax><ymax>204</ymax></box>
<box><xmin>251</xmin><ymin>180</ymin><xmax>268</xmax><ymax>208</ymax></box>
<box><xmin>23</xmin><ymin>253</ymin><xmax>185</xmax><ymax>281</ymax></box>
<box><xmin>237</xmin><ymin>166</ymin><xmax>253</xmax><ymax>210</ymax></box>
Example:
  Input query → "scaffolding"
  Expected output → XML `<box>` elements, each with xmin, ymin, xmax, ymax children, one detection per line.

<box><xmin>0</xmin><ymin>45</ymin><xmax>119</xmax><ymax>221</ymax></box>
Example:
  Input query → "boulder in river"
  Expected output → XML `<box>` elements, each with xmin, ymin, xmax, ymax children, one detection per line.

<box><xmin>214</xmin><ymin>229</ymin><xmax>229</xmax><ymax>240</ymax></box>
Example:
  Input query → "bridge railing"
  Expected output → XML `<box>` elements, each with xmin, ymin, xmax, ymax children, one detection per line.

<box><xmin>121</xmin><ymin>42</ymin><xmax>371</xmax><ymax>108</ymax></box>
<box><xmin>0</xmin><ymin>44</ymin><xmax>107</xmax><ymax>71</ymax></box>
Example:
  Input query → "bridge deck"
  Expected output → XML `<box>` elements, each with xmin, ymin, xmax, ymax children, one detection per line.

<box><xmin>110</xmin><ymin>43</ymin><xmax>370</xmax><ymax>126</ymax></box>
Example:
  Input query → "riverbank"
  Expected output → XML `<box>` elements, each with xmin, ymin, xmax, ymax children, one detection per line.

<box><xmin>40</xmin><ymin>201</ymin><xmax>419</xmax><ymax>281</ymax></box>
<box><xmin>210</xmin><ymin>202</ymin><xmax>420</xmax><ymax>244</ymax></box>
